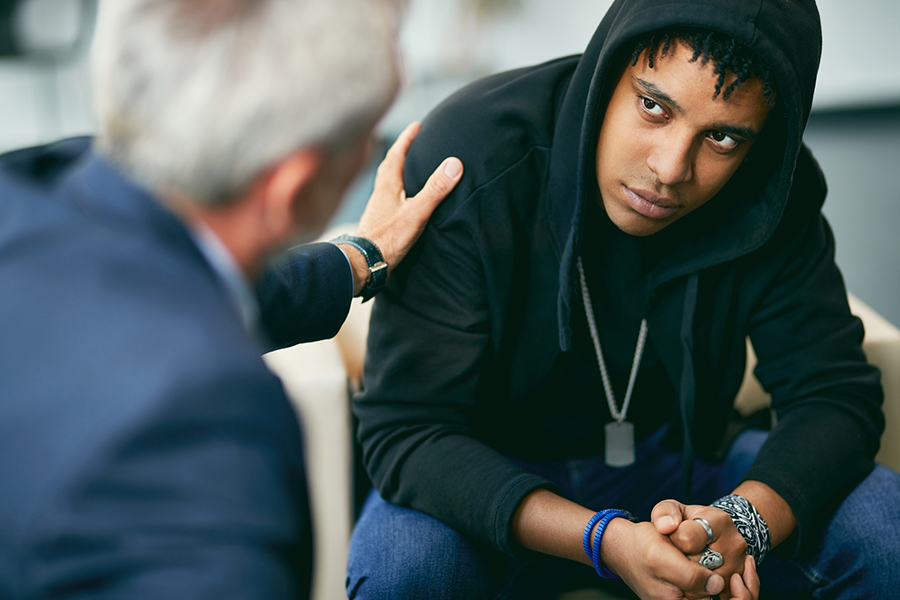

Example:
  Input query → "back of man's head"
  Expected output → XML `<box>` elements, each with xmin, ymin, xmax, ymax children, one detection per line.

<box><xmin>92</xmin><ymin>0</ymin><xmax>402</xmax><ymax>207</ymax></box>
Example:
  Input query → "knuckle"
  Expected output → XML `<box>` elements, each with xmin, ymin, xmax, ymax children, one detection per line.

<box><xmin>671</xmin><ymin>528</ymin><xmax>692</xmax><ymax>549</ymax></box>
<box><xmin>427</xmin><ymin>174</ymin><xmax>451</xmax><ymax>196</ymax></box>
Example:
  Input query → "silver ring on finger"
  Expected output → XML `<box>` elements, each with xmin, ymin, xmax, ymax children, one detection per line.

<box><xmin>700</xmin><ymin>546</ymin><xmax>724</xmax><ymax>570</ymax></box>
<box><xmin>693</xmin><ymin>517</ymin><xmax>714</xmax><ymax>544</ymax></box>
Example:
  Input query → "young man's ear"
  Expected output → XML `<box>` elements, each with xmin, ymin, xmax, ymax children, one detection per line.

<box><xmin>259</xmin><ymin>148</ymin><xmax>325</xmax><ymax>238</ymax></box>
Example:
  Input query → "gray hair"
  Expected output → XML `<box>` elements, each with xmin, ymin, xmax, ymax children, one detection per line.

<box><xmin>92</xmin><ymin>0</ymin><xmax>402</xmax><ymax>205</ymax></box>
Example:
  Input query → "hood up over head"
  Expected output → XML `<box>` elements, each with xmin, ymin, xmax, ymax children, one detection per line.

<box><xmin>552</xmin><ymin>0</ymin><xmax>823</xmax><ymax>351</ymax></box>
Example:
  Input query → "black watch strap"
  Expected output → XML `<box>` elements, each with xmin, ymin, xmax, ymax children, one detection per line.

<box><xmin>331</xmin><ymin>234</ymin><xmax>388</xmax><ymax>302</ymax></box>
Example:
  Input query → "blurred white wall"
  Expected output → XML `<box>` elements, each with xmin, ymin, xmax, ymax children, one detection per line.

<box><xmin>816</xmin><ymin>0</ymin><xmax>900</xmax><ymax>110</ymax></box>
<box><xmin>0</xmin><ymin>0</ymin><xmax>94</xmax><ymax>152</ymax></box>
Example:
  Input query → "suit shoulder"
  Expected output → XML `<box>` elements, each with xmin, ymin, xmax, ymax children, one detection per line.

<box><xmin>0</xmin><ymin>138</ymin><xmax>92</xmax><ymax>188</ymax></box>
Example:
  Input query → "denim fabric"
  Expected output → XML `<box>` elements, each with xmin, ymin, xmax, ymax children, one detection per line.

<box><xmin>346</xmin><ymin>429</ymin><xmax>900</xmax><ymax>599</ymax></box>
<box><xmin>754</xmin><ymin>464</ymin><xmax>900</xmax><ymax>599</ymax></box>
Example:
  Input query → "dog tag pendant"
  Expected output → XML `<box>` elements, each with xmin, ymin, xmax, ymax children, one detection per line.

<box><xmin>605</xmin><ymin>421</ymin><xmax>635</xmax><ymax>467</ymax></box>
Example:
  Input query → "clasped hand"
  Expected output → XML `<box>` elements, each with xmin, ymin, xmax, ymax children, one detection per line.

<box><xmin>605</xmin><ymin>500</ymin><xmax>759</xmax><ymax>599</ymax></box>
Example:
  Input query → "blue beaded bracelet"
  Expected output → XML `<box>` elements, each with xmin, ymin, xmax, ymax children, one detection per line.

<box><xmin>582</xmin><ymin>511</ymin><xmax>606</xmax><ymax>560</ymax></box>
<box><xmin>583</xmin><ymin>509</ymin><xmax>632</xmax><ymax>578</ymax></box>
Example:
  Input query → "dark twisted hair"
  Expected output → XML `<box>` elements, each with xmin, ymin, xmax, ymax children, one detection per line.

<box><xmin>631</xmin><ymin>29</ymin><xmax>777</xmax><ymax>106</ymax></box>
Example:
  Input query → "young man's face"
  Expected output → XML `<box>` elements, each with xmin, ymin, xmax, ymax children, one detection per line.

<box><xmin>595</xmin><ymin>40</ymin><xmax>772</xmax><ymax>237</ymax></box>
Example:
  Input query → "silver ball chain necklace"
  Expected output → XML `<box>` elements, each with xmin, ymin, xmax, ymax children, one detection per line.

<box><xmin>576</xmin><ymin>257</ymin><xmax>648</xmax><ymax>468</ymax></box>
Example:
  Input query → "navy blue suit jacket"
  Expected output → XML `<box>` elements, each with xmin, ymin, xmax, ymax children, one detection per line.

<box><xmin>0</xmin><ymin>138</ymin><xmax>353</xmax><ymax>598</ymax></box>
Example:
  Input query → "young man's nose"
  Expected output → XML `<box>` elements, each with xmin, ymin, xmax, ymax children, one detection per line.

<box><xmin>647</xmin><ymin>136</ymin><xmax>694</xmax><ymax>185</ymax></box>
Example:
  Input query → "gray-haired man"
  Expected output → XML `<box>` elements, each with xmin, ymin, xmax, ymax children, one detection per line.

<box><xmin>0</xmin><ymin>0</ymin><xmax>461</xmax><ymax>598</ymax></box>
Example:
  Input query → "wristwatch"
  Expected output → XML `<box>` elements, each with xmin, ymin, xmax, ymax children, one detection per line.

<box><xmin>331</xmin><ymin>234</ymin><xmax>388</xmax><ymax>302</ymax></box>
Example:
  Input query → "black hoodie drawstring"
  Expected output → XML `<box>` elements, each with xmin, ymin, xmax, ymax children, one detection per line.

<box><xmin>679</xmin><ymin>273</ymin><xmax>700</xmax><ymax>504</ymax></box>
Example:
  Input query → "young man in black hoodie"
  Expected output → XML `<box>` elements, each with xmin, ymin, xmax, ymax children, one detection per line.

<box><xmin>348</xmin><ymin>0</ymin><xmax>900</xmax><ymax>598</ymax></box>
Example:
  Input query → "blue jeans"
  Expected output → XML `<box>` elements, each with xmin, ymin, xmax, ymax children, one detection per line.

<box><xmin>346</xmin><ymin>429</ymin><xmax>900</xmax><ymax>599</ymax></box>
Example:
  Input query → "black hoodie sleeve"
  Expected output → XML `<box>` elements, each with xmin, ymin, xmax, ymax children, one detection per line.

<box><xmin>352</xmin><ymin>195</ymin><xmax>557</xmax><ymax>557</ymax></box>
<box><xmin>743</xmin><ymin>153</ymin><xmax>884</xmax><ymax>558</ymax></box>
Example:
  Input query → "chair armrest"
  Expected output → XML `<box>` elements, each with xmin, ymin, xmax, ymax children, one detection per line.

<box><xmin>264</xmin><ymin>339</ymin><xmax>354</xmax><ymax>600</ymax></box>
<box><xmin>848</xmin><ymin>294</ymin><xmax>900</xmax><ymax>472</ymax></box>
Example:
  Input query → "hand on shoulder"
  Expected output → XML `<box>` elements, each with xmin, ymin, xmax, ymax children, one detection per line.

<box><xmin>337</xmin><ymin>122</ymin><xmax>463</xmax><ymax>297</ymax></box>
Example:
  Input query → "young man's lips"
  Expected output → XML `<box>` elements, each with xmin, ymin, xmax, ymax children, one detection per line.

<box><xmin>622</xmin><ymin>185</ymin><xmax>679</xmax><ymax>219</ymax></box>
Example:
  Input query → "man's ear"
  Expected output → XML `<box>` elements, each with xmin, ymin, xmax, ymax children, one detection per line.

<box><xmin>259</xmin><ymin>148</ymin><xmax>324</xmax><ymax>238</ymax></box>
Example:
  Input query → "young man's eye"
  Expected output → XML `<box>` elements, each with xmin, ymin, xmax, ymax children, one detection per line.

<box><xmin>708</xmin><ymin>131</ymin><xmax>740</xmax><ymax>151</ymax></box>
<box><xmin>638</xmin><ymin>96</ymin><xmax>666</xmax><ymax>117</ymax></box>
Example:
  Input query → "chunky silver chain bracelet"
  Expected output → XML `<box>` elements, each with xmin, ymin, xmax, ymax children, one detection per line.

<box><xmin>710</xmin><ymin>494</ymin><xmax>771</xmax><ymax>565</ymax></box>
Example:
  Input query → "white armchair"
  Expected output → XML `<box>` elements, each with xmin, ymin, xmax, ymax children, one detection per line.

<box><xmin>264</xmin><ymin>263</ymin><xmax>900</xmax><ymax>600</ymax></box>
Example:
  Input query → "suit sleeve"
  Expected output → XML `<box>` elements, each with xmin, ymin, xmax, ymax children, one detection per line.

<box><xmin>24</xmin><ymin>366</ymin><xmax>312</xmax><ymax>600</ymax></box>
<box><xmin>743</xmin><ymin>150</ymin><xmax>884</xmax><ymax>557</ymax></box>
<box><xmin>256</xmin><ymin>241</ymin><xmax>353</xmax><ymax>349</ymax></box>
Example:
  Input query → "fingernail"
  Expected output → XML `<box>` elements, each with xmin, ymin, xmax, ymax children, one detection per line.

<box><xmin>443</xmin><ymin>158</ymin><xmax>462</xmax><ymax>179</ymax></box>
<box><xmin>659</xmin><ymin>516</ymin><xmax>675</xmax><ymax>529</ymax></box>
<box><xmin>707</xmin><ymin>574</ymin><xmax>725</xmax><ymax>595</ymax></box>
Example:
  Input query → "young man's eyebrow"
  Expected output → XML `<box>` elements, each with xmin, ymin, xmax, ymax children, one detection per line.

<box><xmin>633</xmin><ymin>76</ymin><xmax>760</xmax><ymax>140</ymax></box>
<box><xmin>711</xmin><ymin>122</ymin><xmax>760</xmax><ymax>141</ymax></box>
<box><xmin>633</xmin><ymin>77</ymin><xmax>683</xmax><ymax>113</ymax></box>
